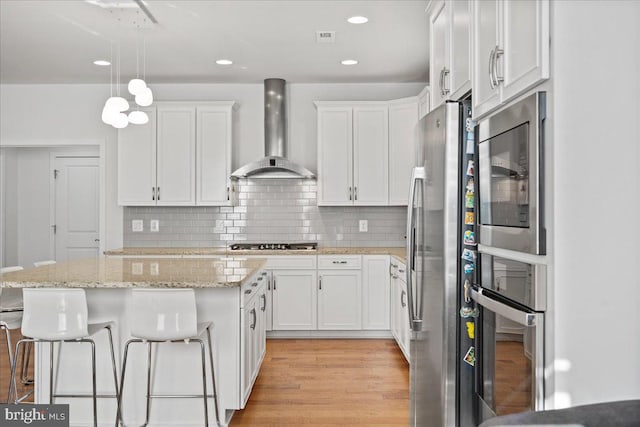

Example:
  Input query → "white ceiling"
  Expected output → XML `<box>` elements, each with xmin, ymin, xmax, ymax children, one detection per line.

<box><xmin>0</xmin><ymin>0</ymin><xmax>430</xmax><ymax>84</ymax></box>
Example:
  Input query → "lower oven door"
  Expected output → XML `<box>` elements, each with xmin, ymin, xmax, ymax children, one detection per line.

<box><xmin>472</xmin><ymin>287</ymin><xmax>544</xmax><ymax>424</ymax></box>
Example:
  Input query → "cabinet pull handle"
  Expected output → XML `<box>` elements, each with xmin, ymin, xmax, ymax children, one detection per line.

<box><xmin>257</xmin><ymin>276</ymin><xmax>263</xmax><ymax>281</ymax></box>
<box><xmin>227</xmin><ymin>186</ymin><xmax>230</xmax><ymax>201</ymax></box>
<box><xmin>493</xmin><ymin>47</ymin><xmax>504</xmax><ymax>85</ymax></box>
<box><xmin>349</xmin><ymin>186</ymin><xmax>352</xmax><ymax>200</ymax></box>
<box><xmin>267</xmin><ymin>277</ymin><xmax>271</xmax><ymax>291</ymax></box>
<box><xmin>442</xmin><ymin>68</ymin><xmax>450</xmax><ymax>95</ymax></box>
<box><xmin>332</xmin><ymin>261</ymin><xmax>347</xmax><ymax>264</ymax></box>
<box><xmin>250</xmin><ymin>308</ymin><xmax>257</xmax><ymax>329</ymax></box>
<box><xmin>438</xmin><ymin>68</ymin><xmax>444</xmax><ymax>96</ymax></box>
<box><xmin>489</xmin><ymin>47</ymin><xmax>497</xmax><ymax>89</ymax></box>
<box><xmin>251</xmin><ymin>282</ymin><xmax>258</xmax><ymax>287</ymax></box>
<box><xmin>244</xmin><ymin>290</ymin><xmax>252</xmax><ymax>295</ymax></box>
<box><xmin>261</xmin><ymin>294</ymin><xmax>266</xmax><ymax>311</ymax></box>
<box><xmin>157</xmin><ymin>187</ymin><xmax>160</xmax><ymax>201</ymax></box>
<box><xmin>354</xmin><ymin>186</ymin><xmax>358</xmax><ymax>201</ymax></box>
<box><xmin>398</xmin><ymin>269</ymin><xmax>405</xmax><ymax>274</ymax></box>
<box><xmin>319</xmin><ymin>276</ymin><xmax>322</xmax><ymax>290</ymax></box>
<box><xmin>273</xmin><ymin>278</ymin><xmax>276</xmax><ymax>290</ymax></box>
<box><xmin>401</xmin><ymin>290</ymin><xmax>407</xmax><ymax>308</ymax></box>
<box><xmin>152</xmin><ymin>187</ymin><xmax>155</xmax><ymax>201</ymax></box>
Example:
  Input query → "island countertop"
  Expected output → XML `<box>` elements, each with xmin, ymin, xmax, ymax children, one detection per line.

<box><xmin>0</xmin><ymin>256</ymin><xmax>266</xmax><ymax>289</ymax></box>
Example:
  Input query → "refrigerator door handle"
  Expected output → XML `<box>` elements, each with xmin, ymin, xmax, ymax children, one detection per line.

<box><xmin>406</xmin><ymin>166</ymin><xmax>426</xmax><ymax>332</ymax></box>
<box><xmin>470</xmin><ymin>288</ymin><xmax>539</xmax><ymax>327</ymax></box>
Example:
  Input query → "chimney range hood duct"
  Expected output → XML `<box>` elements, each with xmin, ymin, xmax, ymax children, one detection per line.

<box><xmin>232</xmin><ymin>78</ymin><xmax>315</xmax><ymax>179</ymax></box>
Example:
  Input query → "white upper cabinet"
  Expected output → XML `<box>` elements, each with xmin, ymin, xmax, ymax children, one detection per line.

<box><xmin>429</xmin><ymin>0</ymin><xmax>471</xmax><ymax>110</ymax></box>
<box><xmin>430</xmin><ymin>0</ymin><xmax>450</xmax><ymax>110</ymax></box>
<box><xmin>156</xmin><ymin>106</ymin><xmax>196</xmax><ymax>205</ymax></box>
<box><xmin>316</xmin><ymin>106</ymin><xmax>353</xmax><ymax>205</ymax></box>
<box><xmin>118</xmin><ymin>107</ymin><xmax>157</xmax><ymax>206</ymax></box>
<box><xmin>472</xmin><ymin>0</ymin><xmax>549</xmax><ymax>119</ymax></box>
<box><xmin>196</xmin><ymin>104</ymin><xmax>234</xmax><ymax>206</ymax></box>
<box><xmin>353</xmin><ymin>105</ymin><xmax>389</xmax><ymax>205</ymax></box>
<box><xmin>388</xmin><ymin>98</ymin><xmax>419</xmax><ymax>205</ymax></box>
<box><xmin>117</xmin><ymin>101</ymin><xmax>235</xmax><ymax>206</ymax></box>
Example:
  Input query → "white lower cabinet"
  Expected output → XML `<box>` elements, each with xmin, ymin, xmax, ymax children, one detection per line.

<box><xmin>317</xmin><ymin>270</ymin><xmax>362</xmax><ymax>330</ymax></box>
<box><xmin>362</xmin><ymin>255</ymin><xmax>391</xmax><ymax>330</ymax></box>
<box><xmin>390</xmin><ymin>260</ymin><xmax>410</xmax><ymax>362</ymax></box>
<box><xmin>271</xmin><ymin>270</ymin><xmax>318</xmax><ymax>330</ymax></box>
<box><xmin>241</xmin><ymin>276</ymin><xmax>267</xmax><ymax>407</ymax></box>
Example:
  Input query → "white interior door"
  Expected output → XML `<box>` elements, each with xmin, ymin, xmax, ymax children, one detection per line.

<box><xmin>54</xmin><ymin>156</ymin><xmax>100</xmax><ymax>261</ymax></box>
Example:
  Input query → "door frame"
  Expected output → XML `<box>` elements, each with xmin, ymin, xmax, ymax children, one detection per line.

<box><xmin>0</xmin><ymin>139</ymin><xmax>106</xmax><ymax>257</ymax></box>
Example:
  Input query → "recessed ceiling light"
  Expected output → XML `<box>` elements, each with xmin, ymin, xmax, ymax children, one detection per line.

<box><xmin>341</xmin><ymin>59</ymin><xmax>359</xmax><ymax>66</ymax></box>
<box><xmin>93</xmin><ymin>60</ymin><xmax>111</xmax><ymax>66</ymax></box>
<box><xmin>347</xmin><ymin>16</ymin><xmax>368</xmax><ymax>24</ymax></box>
<box><xmin>216</xmin><ymin>59</ymin><xmax>233</xmax><ymax>65</ymax></box>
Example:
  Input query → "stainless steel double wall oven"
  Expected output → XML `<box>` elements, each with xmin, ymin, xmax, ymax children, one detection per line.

<box><xmin>473</xmin><ymin>92</ymin><xmax>547</xmax><ymax>424</ymax></box>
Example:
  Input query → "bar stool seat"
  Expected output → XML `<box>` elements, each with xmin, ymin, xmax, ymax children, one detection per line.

<box><xmin>9</xmin><ymin>288</ymin><xmax>120</xmax><ymax>427</ymax></box>
<box><xmin>117</xmin><ymin>288</ymin><xmax>220</xmax><ymax>427</ymax></box>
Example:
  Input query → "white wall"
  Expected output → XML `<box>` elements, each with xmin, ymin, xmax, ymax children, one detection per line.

<box><xmin>0</xmin><ymin>82</ymin><xmax>425</xmax><ymax>259</ymax></box>
<box><xmin>1</xmin><ymin>148</ymin><xmax>19</xmax><ymax>267</ymax></box>
<box><xmin>550</xmin><ymin>0</ymin><xmax>640</xmax><ymax>407</ymax></box>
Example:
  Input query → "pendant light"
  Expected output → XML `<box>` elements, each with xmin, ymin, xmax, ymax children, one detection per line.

<box><xmin>134</xmin><ymin>36</ymin><xmax>153</xmax><ymax>107</ymax></box>
<box><xmin>128</xmin><ymin>34</ymin><xmax>147</xmax><ymax>96</ymax></box>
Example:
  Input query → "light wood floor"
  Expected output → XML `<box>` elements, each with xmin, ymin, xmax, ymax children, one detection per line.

<box><xmin>231</xmin><ymin>339</ymin><xmax>410</xmax><ymax>426</ymax></box>
<box><xmin>0</xmin><ymin>329</ymin><xmax>35</xmax><ymax>403</ymax></box>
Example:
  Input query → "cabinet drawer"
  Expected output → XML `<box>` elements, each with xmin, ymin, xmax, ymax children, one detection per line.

<box><xmin>318</xmin><ymin>255</ymin><xmax>362</xmax><ymax>269</ymax></box>
<box><xmin>264</xmin><ymin>256</ymin><xmax>317</xmax><ymax>270</ymax></box>
<box><xmin>241</xmin><ymin>271</ymin><xmax>266</xmax><ymax>308</ymax></box>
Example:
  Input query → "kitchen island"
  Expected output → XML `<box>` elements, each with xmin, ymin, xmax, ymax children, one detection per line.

<box><xmin>1</xmin><ymin>256</ymin><xmax>267</xmax><ymax>427</ymax></box>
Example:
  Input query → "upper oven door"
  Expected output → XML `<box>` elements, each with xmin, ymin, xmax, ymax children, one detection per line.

<box><xmin>477</xmin><ymin>92</ymin><xmax>546</xmax><ymax>254</ymax></box>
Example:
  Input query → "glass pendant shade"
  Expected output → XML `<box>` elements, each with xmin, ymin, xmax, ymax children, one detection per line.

<box><xmin>128</xmin><ymin>110</ymin><xmax>149</xmax><ymax>125</ymax></box>
<box><xmin>128</xmin><ymin>78</ymin><xmax>147</xmax><ymax>95</ymax></box>
<box><xmin>105</xmin><ymin>96</ymin><xmax>129</xmax><ymax>112</ymax></box>
<box><xmin>101</xmin><ymin>103</ymin><xmax>118</xmax><ymax>124</ymax></box>
<box><xmin>135</xmin><ymin>87</ymin><xmax>153</xmax><ymax>107</ymax></box>
<box><xmin>112</xmin><ymin>113</ymin><xmax>129</xmax><ymax>129</ymax></box>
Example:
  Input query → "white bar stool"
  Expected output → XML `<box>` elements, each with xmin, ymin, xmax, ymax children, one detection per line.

<box><xmin>0</xmin><ymin>265</ymin><xmax>31</xmax><ymax>403</ymax></box>
<box><xmin>8</xmin><ymin>288</ymin><xmax>120</xmax><ymax>427</ymax></box>
<box><xmin>116</xmin><ymin>289</ymin><xmax>220</xmax><ymax>427</ymax></box>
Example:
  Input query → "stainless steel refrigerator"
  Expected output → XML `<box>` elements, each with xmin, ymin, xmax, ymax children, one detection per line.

<box><xmin>407</xmin><ymin>100</ymin><xmax>475</xmax><ymax>427</ymax></box>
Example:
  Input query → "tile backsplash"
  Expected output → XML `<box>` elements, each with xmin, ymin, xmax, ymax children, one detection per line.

<box><xmin>124</xmin><ymin>179</ymin><xmax>406</xmax><ymax>248</ymax></box>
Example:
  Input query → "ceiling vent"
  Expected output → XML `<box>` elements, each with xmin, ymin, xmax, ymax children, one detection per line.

<box><xmin>316</xmin><ymin>31</ymin><xmax>336</xmax><ymax>43</ymax></box>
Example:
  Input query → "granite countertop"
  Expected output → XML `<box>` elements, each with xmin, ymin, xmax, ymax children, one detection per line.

<box><xmin>105</xmin><ymin>247</ymin><xmax>407</xmax><ymax>263</ymax></box>
<box><xmin>0</xmin><ymin>257</ymin><xmax>266</xmax><ymax>289</ymax></box>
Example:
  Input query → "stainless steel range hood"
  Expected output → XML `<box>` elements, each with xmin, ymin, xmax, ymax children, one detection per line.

<box><xmin>232</xmin><ymin>78</ymin><xmax>315</xmax><ymax>179</ymax></box>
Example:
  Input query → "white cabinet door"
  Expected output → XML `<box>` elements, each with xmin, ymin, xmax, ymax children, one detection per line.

<box><xmin>241</xmin><ymin>297</ymin><xmax>256</xmax><ymax>406</ymax></box>
<box><xmin>353</xmin><ymin>106</ymin><xmax>389</xmax><ymax>205</ymax></box>
<box><xmin>390</xmin><ymin>273</ymin><xmax>400</xmax><ymax>342</ymax></box>
<box><xmin>362</xmin><ymin>255</ymin><xmax>390</xmax><ymax>330</ymax></box>
<box><xmin>417</xmin><ymin>86</ymin><xmax>431</xmax><ymax>119</ymax></box>
<box><xmin>389</xmin><ymin>100</ymin><xmax>419</xmax><ymax>206</ymax></box>
<box><xmin>472</xmin><ymin>0</ymin><xmax>501</xmax><ymax>118</ymax></box>
<box><xmin>271</xmin><ymin>270</ymin><xmax>317</xmax><ymax>330</ymax></box>
<box><xmin>500</xmin><ymin>0</ymin><xmax>549</xmax><ymax>101</ymax></box>
<box><xmin>117</xmin><ymin>108</ymin><xmax>156</xmax><ymax>206</ymax></box>
<box><xmin>317</xmin><ymin>270</ymin><xmax>362</xmax><ymax>330</ymax></box>
<box><xmin>156</xmin><ymin>106</ymin><xmax>196</xmax><ymax>206</ymax></box>
<box><xmin>430</xmin><ymin>0</ymin><xmax>450</xmax><ymax>110</ymax></box>
<box><xmin>450</xmin><ymin>0</ymin><xmax>472</xmax><ymax>99</ymax></box>
<box><xmin>399</xmin><ymin>278</ymin><xmax>410</xmax><ymax>361</ymax></box>
<box><xmin>317</xmin><ymin>107</ymin><xmax>353</xmax><ymax>206</ymax></box>
<box><xmin>257</xmin><ymin>286</ymin><xmax>267</xmax><ymax>364</ymax></box>
<box><xmin>196</xmin><ymin>105</ymin><xmax>232</xmax><ymax>206</ymax></box>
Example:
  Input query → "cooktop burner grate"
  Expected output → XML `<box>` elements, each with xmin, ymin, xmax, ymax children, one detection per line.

<box><xmin>229</xmin><ymin>242</ymin><xmax>317</xmax><ymax>251</ymax></box>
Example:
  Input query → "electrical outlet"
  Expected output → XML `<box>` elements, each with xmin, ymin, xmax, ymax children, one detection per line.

<box><xmin>150</xmin><ymin>220</ymin><xmax>159</xmax><ymax>232</ymax></box>
<box><xmin>132</xmin><ymin>220</ymin><xmax>143</xmax><ymax>232</ymax></box>
<box><xmin>150</xmin><ymin>262</ymin><xmax>159</xmax><ymax>275</ymax></box>
<box><xmin>359</xmin><ymin>220</ymin><xmax>368</xmax><ymax>232</ymax></box>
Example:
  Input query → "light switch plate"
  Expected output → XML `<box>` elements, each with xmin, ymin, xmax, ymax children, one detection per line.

<box><xmin>132</xmin><ymin>220</ymin><xmax>143</xmax><ymax>232</ymax></box>
<box><xmin>359</xmin><ymin>220</ymin><xmax>368</xmax><ymax>232</ymax></box>
<box><xmin>150</xmin><ymin>220</ymin><xmax>159</xmax><ymax>232</ymax></box>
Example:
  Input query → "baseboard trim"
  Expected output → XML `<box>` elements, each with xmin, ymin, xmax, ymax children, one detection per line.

<box><xmin>266</xmin><ymin>330</ymin><xmax>394</xmax><ymax>339</ymax></box>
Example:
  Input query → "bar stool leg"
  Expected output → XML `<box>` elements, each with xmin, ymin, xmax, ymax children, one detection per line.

<box><xmin>206</xmin><ymin>326</ymin><xmax>221</xmax><ymax>426</ymax></box>
<box><xmin>8</xmin><ymin>339</ymin><xmax>31</xmax><ymax>404</ymax></box>
<box><xmin>89</xmin><ymin>339</ymin><xmax>98</xmax><ymax>427</ymax></box>
<box><xmin>143</xmin><ymin>342</ymin><xmax>152</xmax><ymax>427</ymax></box>
<box><xmin>20</xmin><ymin>341</ymin><xmax>34</xmax><ymax>385</ymax></box>
<box><xmin>105</xmin><ymin>326</ymin><xmax>121</xmax><ymax>426</ymax></box>
<box><xmin>3</xmin><ymin>326</ymin><xmax>18</xmax><ymax>403</ymax></box>
<box><xmin>196</xmin><ymin>339</ymin><xmax>209</xmax><ymax>427</ymax></box>
<box><xmin>116</xmin><ymin>339</ymin><xmax>137</xmax><ymax>427</ymax></box>
<box><xmin>49</xmin><ymin>341</ymin><xmax>55</xmax><ymax>404</ymax></box>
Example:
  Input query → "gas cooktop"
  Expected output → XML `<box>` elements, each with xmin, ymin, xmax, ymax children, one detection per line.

<box><xmin>228</xmin><ymin>242</ymin><xmax>318</xmax><ymax>251</ymax></box>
